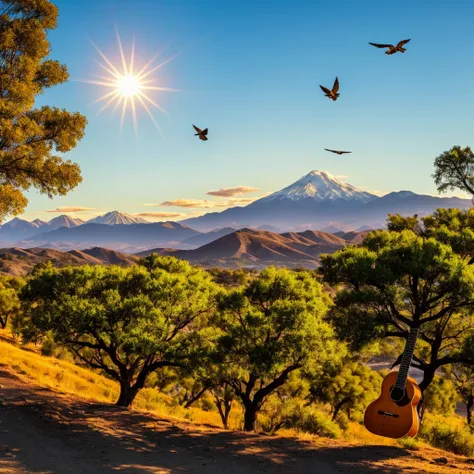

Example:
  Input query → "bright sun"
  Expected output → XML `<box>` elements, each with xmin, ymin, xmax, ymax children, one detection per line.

<box><xmin>80</xmin><ymin>28</ymin><xmax>180</xmax><ymax>136</ymax></box>
<box><xmin>118</xmin><ymin>75</ymin><xmax>141</xmax><ymax>97</ymax></box>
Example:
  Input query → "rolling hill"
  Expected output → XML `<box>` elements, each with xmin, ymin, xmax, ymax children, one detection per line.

<box><xmin>0</xmin><ymin>247</ymin><xmax>140</xmax><ymax>276</ymax></box>
<box><xmin>138</xmin><ymin>228</ymin><xmax>360</xmax><ymax>269</ymax></box>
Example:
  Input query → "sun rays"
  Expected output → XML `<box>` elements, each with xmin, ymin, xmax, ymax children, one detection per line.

<box><xmin>80</xmin><ymin>28</ymin><xmax>180</xmax><ymax>136</ymax></box>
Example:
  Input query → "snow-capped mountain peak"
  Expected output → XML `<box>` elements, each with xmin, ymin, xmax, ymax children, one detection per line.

<box><xmin>257</xmin><ymin>170</ymin><xmax>377</xmax><ymax>204</ymax></box>
<box><xmin>87</xmin><ymin>211</ymin><xmax>150</xmax><ymax>225</ymax></box>
<box><xmin>47</xmin><ymin>215</ymin><xmax>84</xmax><ymax>230</ymax></box>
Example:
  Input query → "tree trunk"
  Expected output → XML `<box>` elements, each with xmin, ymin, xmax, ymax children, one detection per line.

<box><xmin>418</xmin><ymin>398</ymin><xmax>425</xmax><ymax>420</ymax></box>
<box><xmin>419</xmin><ymin>367</ymin><xmax>436</xmax><ymax>393</ymax></box>
<box><xmin>467</xmin><ymin>395</ymin><xmax>473</xmax><ymax>426</ymax></box>
<box><xmin>116</xmin><ymin>382</ymin><xmax>140</xmax><ymax>407</ymax></box>
<box><xmin>332</xmin><ymin>398</ymin><xmax>349</xmax><ymax>421</ymax></box>
<box><xmin>243</xmin><ymin>405</ymin><xmax>259</xmax><ymax>431</ymax></box>
<box><xmin>216</xmin><ymin>398</ymin><xmax>233</xmax><ymax>429</ymax></box>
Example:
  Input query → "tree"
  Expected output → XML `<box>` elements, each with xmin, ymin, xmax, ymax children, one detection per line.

<box><xmin>210</xmin><ymin>382</ymin><xmax>235</xmax><ymax>429</ymax></box>
<box><xmin>451</xmin><ymin>364</ymin><xmax>474</xmax><ymax>425</ymax></box>
<box><xmin>207</xmin><ymin>268</ymin><xmax>255</xmax><ymax>288</ymax></box>
<box><xmin>307</xmin><ymin>360</ymin><xmax>382</xmax><ymax>421</ymax></box>
<box><xmin>0</xmin><ymin>274</ymin><xmax>24</xmax><ymax>328</ymax></box>
<box><xmin>19</xmin><ymin>257</ymin><xmax>216</xmax><ymax>407</ymax></box>
<box><xmin>433</xmin><ymin>145</ymin><xmax>474</xmax><ymax>199</ymax></box>
<box><xmin>0</xmin><ymin>0</ymin><xmax>86</xmax><ymax>221</ymax></box>
<box><xmin>320</xmin><ymin>230</ymin><xmax>474</xmax><ymax>392</ymax></box>
<box><xmin>420</xmin><ymin>374</ymin><xmax>458</xmax><ymax>420</ymax></box>
<box><xmin>387</xmin><ymin>208</ymin><xmax>474</xmax><ymax>261</ymax></box>
<box><xmin>213</xmin><ymin>267</ymin><xmax>337</xmax><ymax>431</ymax></box>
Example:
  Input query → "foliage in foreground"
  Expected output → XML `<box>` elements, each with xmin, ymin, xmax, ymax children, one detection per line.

<box><xmin>19</xmin><ymin>256</ymin><xmax>217</xmax><ymax>406</ymax></box>
<box><xmin>420</xmin><ymin>414</ymin><xmax>474</xmax><ymax>457</ymax></box>
<box><xmin>213</xmin><ymin>267</ymin><xmax>338</xmax><ymax>431</ymax></box>
<box><xmin>320</xmin><ymin>229</ymin><xmax>474</xmax><ymax>392</ymax></box>
<box><xmin>0</xmin><ymin>0</ymin><xmax>86</xmax><ymax>221</ymax></box>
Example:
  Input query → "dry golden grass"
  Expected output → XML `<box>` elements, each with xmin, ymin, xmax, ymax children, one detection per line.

<box><xmin>0</xmin><ymin>337</ymin><xmax>435</xmax><ymax>447</ymax></box>
<box><xmin>0</xmin><ymin>338</ymin><xmax>118</xmax><ymax>403</ymax></box>
<box><xmin>0</xmin><ymin>330</ymin><xmax>471</xmax><ymax>465</ymax></box>
<box><xmin>0</xmin><ymin>334</ymin><xmax>243</xmax><ymax>430</ymax></box>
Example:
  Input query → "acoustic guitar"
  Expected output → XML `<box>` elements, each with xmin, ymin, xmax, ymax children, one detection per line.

<box><xmin>364</xmin><ymin>326</ymin><xmax>422</xmax><ymax>439</ymax></box>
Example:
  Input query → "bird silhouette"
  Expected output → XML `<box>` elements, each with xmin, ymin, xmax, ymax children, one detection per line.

<box><xmin>193</xmin><ymin>124</ymin><xmax>208</xmax><ymax>141</ymax></box>
<box><xmin>324</xmin><ymin>148</ymin><xmax>352</xmax><ymax>155</ymax></box>
<box><xmin>369</xmin><ymin>39</ymin><xmax>411</xmax><ymax>55</ymax></box>
<box><xmin>320</xmin><ymin>77</ymin><xmax>340</xmax><ymax>101</ymax></box>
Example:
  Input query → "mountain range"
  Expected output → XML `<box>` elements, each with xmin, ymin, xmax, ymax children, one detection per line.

<box><xmin>137</xmin><ymin>228</ymin><xmax>375</xmax><ymax>269</ymax></box>
<box><xmin>0</xmin><ymin>228</ymin><xmax>368</xmax><ymax>275</ymax></box>
<box><xmin>181</xmin><ymin>171</ymin><xmax>472</xmax><ymax>231</ymax></box>
<box><xmin>0</xmin><ymin>170</ymin><xmax>471</xmax><ymax>253</ymax></box>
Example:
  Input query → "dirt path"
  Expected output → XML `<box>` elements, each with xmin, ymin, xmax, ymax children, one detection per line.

<box><xmin>0</xmin><ymin>366</ymin><xmax>471</xmax><ymax>474</ymax></box>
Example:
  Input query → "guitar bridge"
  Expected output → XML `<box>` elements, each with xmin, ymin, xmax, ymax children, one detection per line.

<box><xmin>378</xmin><ymin>410</ymin><xmax>399</xmax><ymax>418</ymax></box>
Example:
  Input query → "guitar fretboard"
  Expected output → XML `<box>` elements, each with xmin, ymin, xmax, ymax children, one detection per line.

<box><xmin>394</xmin><ymin>327</ymin><xmax>420</xmax><ymax>389</ymax></box>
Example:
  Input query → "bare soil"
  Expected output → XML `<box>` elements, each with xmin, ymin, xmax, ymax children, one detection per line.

<box><xmin>0</xmin><ymin>366</ymin><xmax>471</xmax><ymax>474</ymax></box>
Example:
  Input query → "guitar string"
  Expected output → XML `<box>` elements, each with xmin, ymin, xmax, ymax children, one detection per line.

<box><xmin>394</xmin><ymin>327</ymin><xmax>420</xmax><ymax>389</ymax></box>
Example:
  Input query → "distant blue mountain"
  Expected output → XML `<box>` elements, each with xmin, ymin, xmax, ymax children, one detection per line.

<box><xmin>181</xmin><ymin>171</ymin><xmax>472</xmax><ymax>231</ymax></box>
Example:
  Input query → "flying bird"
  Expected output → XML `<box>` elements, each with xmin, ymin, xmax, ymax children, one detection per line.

<box><xmin>369</xmin><ymin>39</ymin><xmax>411</xmax><ymax>55</ymax></box>
<box><xmin>320</xmin><ymin>77</ymin><xmax>339</xmax><ymax>101</ymax></box>
<box><xmin>193</xmin><ymin>125</ymin><xmax>208</xmax><ymax>141</ymax></box>
<box><xmin>324</xmin><ymin>148</ymin><xmax>352</xmax><ymax>155</ymax></box>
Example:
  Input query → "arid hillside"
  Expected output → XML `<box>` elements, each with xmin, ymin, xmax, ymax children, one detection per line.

<box><xmin>139</xmin><ymin>228</ymin><xmax>361</xmax><ymax>269</ymax></box>
<box><xmin>0</xmin><ymin>247</ymin><xmax>139</xmax><ymax>276</ymax></box>
<box><xmin>0</xmin><ymin>356</ymin><xmax>471</xmax><ymax>473</ymax></box>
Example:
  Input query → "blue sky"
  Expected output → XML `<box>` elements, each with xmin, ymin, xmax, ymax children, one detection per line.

<box><xmin>22</xmin><ymin>0</ymin><xmax>474</xmax><ymax>222</ymax></box>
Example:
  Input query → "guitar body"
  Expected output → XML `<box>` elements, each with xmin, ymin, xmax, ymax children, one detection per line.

<box><xmin>364</xmin><ymin>371</ymin><xmax>422</xmax><ymax>439</ymax></box>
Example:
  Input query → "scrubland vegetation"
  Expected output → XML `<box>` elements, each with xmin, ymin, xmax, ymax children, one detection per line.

<box><xmin>2</xmin><ymin>207</ymin><xmax>474</xmax><ymax>458</ymax></box>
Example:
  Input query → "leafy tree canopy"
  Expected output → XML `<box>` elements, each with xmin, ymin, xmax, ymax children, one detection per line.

<box><xmin>0</xmin><ymin>0</ymin><xmax>86</xmax><ymax>221</ymax></box>
<box><xmin>213</xmin><ymin>267</ymin><xmax>338</xmax><ymax>431</ymax></box>
<box><xmin>308</xmin><ymin>360</ymin><xmax>382</xmax><ymax>421</ymax></box>
<box><xmin>320</xmin><ymin>230</ymin><xmax>474</xmax><ymax>391</ymax></box>
<box><xmin>387</xmin><ymin>208</ymin><xmax>474</xmax><ymax>261</ymax></box>
<box><xmin>19</xmin><ymin>258</ymin><xmax>217</xmax><ymax>407</ymax></box>
<box><xmin>433</xmin><ymin>145</ymin><xmax>474</xmax><ymax>198</ymax></box>
<box><xmin>0</xmin><ymin>273</ymin><xmax>24</xmax><ymax>329</ymax></box>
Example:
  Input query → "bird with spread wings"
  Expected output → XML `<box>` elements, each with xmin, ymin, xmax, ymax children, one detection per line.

<box><xmin>320</xmin><ymin>77</ymin><xmax>340</xmax><ymax>101</ymax></box>
<box><xmin>369</xmin><ymin>39</ymin><xmax>411</xmax><ymax>55</ymax></box>
<box><xmin>324</xmin><ymin>148</ymin><xmax>352</xmax><ymax>155</ymax></box>
<box><xmin>193</xmin><ymin>125</ymin><xmax>208</xmax><ymax>141</ymax></box>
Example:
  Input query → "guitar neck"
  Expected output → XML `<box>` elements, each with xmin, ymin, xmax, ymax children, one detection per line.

<box><xmin>394</xmin><ymin>327</ymin><xmax>420</xmax><ymax>389</ymax></box>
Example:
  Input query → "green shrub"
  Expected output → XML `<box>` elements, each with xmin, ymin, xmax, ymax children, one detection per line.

<box><xmin>420</xmin><ymin>415</ymin><xmax>474</xmax><ymax>456</ymax></box>
<box><xmin>259</xmin><ymin>396</ymin><xmax>300</xmax><ymax>434</ymax></box>
<box><xmin>295</xmin><ymin>409</ymin><xmax>342</xmax><ymax>439</ymax></box>
<box><xmin>396</xmin><ymin>436</ymin><xmax>420</xmax><ymax>451</ymax></box>
<box><xmin>40</xmin><ymin>333</ymin><xmax>55</xmax><ymax>357</ymax></box>
<box><xmin>334</xmin><ymin>412</ymin><xmax>349</xmax><ymax>431</ymax></box>
<box><xmin>200</xmin><ymin>397</ymin><xmax>214</xmax><ymax>412</ymax></box>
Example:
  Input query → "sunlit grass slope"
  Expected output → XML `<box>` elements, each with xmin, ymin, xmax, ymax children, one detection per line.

<box><xmin>0</xmin><ymin>332</ymin><xmax>472</xmax><ymax>458</ymax></box>
<box><xmin>0</xmin><ymin>335</ymin><xmax>243</xmax><ymax>429</ymax></box>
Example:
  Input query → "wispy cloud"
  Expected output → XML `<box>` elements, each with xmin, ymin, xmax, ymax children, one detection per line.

<box><xmin>335</xmin><ymin>175</ymin><xmax>349</xmax><ymax>181</ymax></box>
<box><xmin>158</xmin><ymin>199</ymin><xmax>229</xmax><ymax>209</ymax></box>
<box><xmin>143</xmin><ymin>193</ymin><xmax>270</xmax><ymax>210</ymax></box>
<box><xmin>135</xmin><ymin>212</ymin><xmax>185</xmax><ymax>219</ymax></box>
<box><xmin>45</xmin><ymin>207</ymin><xmax>96</xmax><ymax>213</ymax></box>
<box><xmin>206</xmin><ymin>186</ymin><xmax>260</xmax><ymax>197</ymax></box>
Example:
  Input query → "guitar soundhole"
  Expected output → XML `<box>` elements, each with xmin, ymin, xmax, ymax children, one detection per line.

<box><xmin>389</xmin><ymin>386</ymin><xmax>411</xmax><ymax>407</ymax></box>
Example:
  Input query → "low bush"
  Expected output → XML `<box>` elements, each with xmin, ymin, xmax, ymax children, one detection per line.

<box><xmin>295</xmin><ymin>409</ymin><xmax>342</xmax><ymax>439</ymax></box>
<box><xmin>420</xmin><ymin>415</ymin><xmax>474</xmax><ymax>456</ymax></box>
<box><xmin>396</xmin><ymin>436</ymin><xmax>420</xmax><ymax>451</ymax></box>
